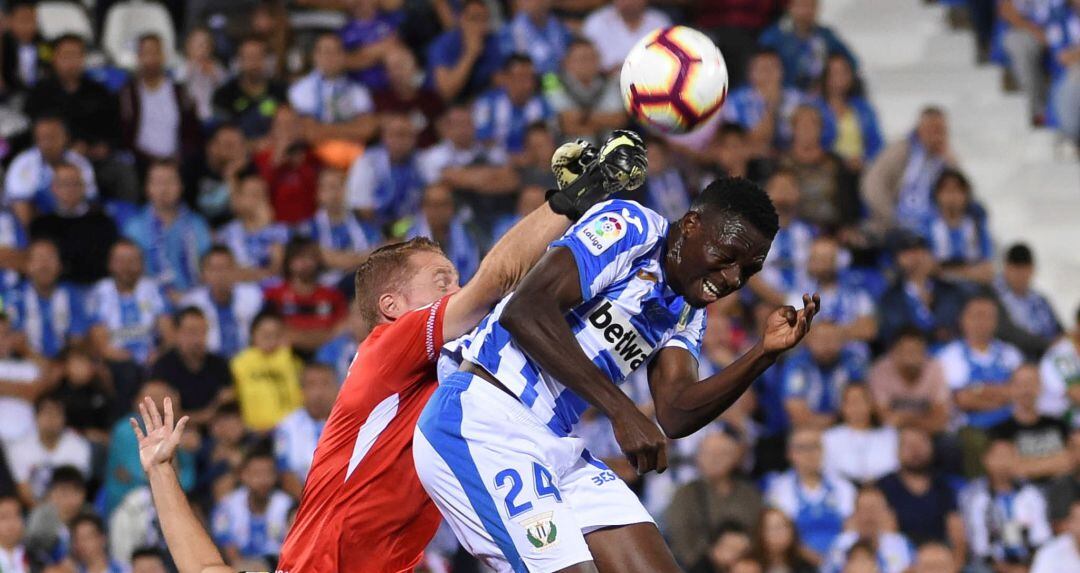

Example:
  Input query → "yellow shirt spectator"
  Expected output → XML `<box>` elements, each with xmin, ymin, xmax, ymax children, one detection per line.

<box><xmin>231</xmin><ymin>345</ymin><xmax>303</xmax><ymax>431</ymax></box>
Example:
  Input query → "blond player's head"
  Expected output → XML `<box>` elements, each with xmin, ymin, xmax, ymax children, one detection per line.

<box><xmin>354</xmin><ymin>238</ymin><xmax>459</xmax><ymax>328</ymax></box>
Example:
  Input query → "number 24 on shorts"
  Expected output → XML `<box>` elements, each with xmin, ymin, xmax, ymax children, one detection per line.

<box><xmin>495</xmin><ymin>463</ymin><xmax>563</xmax><ymax>519</ymax></box>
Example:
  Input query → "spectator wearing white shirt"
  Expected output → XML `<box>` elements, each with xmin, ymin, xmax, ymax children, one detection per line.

<box><xmin>179</xmin><ymin>247</ymin><xmax>265</xmax><ymax>360</ymax></box>
<box><xmin>937</xmin><ymin>294</ymin><xmax>1024</xmax><ymax>475</ymax></box>
<box><xmin>0</xmin><ymin>312</ymin><xmax>44</xmax><ymax>447</ymax></box>
<box><xmin>274</xmin><ymin>364</ymin><xmax>338</xmax><ymax>499</ymax></box>
<box><xmin>961</xmin><ymin>439</ymin><xmax>1053</xmax><ymax>570</ymax></box>
<box><xmin>1039</xmin><ymin>305</ymin><xmax>1080</xmax><ymax>420</ymax></box>
<box><xmin>1031</xmin><ymin>499</ymin><xmax>1080</xmax><ymax>573</ymax></box>
<box><xmin>0</xmin><ymin>495</ymin><xmax>31</xmax><ymax>573</ymax></box>
<box><xmin>211</xmin><ymin>449</ymin><xmax>292</xmax><ymax>564</ymax></box>
<box><xmin>345</xmin><ymin>113</ymin><xmax>425</xmax><ymax>226</ymax></box>
<box><xmin>823</xmin><ymin>487</ymin><xmax>913</xmax><ymax>573</ymax></box>
<box><xmin>766</xmin><ymin>428</ymin><xmax>857</xmax><ymax>561</ymax></box>
<box><xmin>823</xmin><ymin>384</ymin><xmax>899</xmax><ymax>485</ymax></box>
<box><xmin>750</xmin><ymin>171</ymin><xmax>817</xmax><ymax>305</ymax></box>
<box><xmin>288</xmin><ymin>33</ymin><xmax>377</xmax><ymax>146</ymax></box>
<box><xmin>6</xmin><ymin>394</ymin><xmax>91</xmax><ymax>505</ymax></box>
<box><xmin>118</xmin><ymin>34</ymin><xmax>201</xmax><ymax>166</ymax></box>
<box><xmin>4</xmin><ymin>117</ymin><xmax>97</xmax><ymax>227</ymax></box>
<box><xmin>417</xmin><ymin>105</ymin><xmax>518</xmax><ymax>192</ymax></box>
<box><xmin>582</xmin><ymin>0</ymin><xmax>672</xmax><ymax>72</ymax></box>
<box><xmin>788</xmin><ymin>236</ymin><xmax>877</xmax><ymax>356</ymax></box>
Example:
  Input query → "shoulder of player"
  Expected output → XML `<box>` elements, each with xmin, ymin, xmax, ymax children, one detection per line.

<box><xmin>583</xmin><ymin>199</ymin><xmax>666</xmax><ymax>237</ymax></box>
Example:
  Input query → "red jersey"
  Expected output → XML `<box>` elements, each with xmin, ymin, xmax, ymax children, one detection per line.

<box><xmin>253</xmin><ymin>148</ymin><xmax>319</xmax><ymax>224</ymax></box>
<box><xmin>263</xmin><ymin>282</ymin><xmax>347</xmax><ymax>332</ymax></box>
<box><xmin>277</xmin><ymin>296</ymin><xmax>449</xmax><ymax>573</ymax></box>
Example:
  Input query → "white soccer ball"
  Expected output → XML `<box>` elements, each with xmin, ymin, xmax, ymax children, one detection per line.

<box><xmin>620</xmin><ymin>26</ymin><xmax>729</xmax><ymax>135</ymax></box>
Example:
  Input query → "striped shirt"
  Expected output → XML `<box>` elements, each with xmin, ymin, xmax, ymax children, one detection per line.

<box><xmin>459</xmin><ymin>200</ymin><xmax>706</xmax><ymax>437</ymax></box>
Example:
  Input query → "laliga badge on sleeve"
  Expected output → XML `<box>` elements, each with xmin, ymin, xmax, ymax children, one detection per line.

<box><xmin>576</xmin><ymin>213</ymin><xmax>627</xmax><ymax>256</ymax></box>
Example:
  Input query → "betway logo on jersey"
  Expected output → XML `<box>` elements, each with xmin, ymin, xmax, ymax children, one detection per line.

<box><xmin>585</xmin><ymin>300</ymin><xmax>655</xmax><ymax>375</ymax></box>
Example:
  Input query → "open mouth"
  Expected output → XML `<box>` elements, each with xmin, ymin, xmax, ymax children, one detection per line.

<box><xmin>703</xmin><ymin>278</ymin><xmax>722</xmax><ymax>299</ymax></box>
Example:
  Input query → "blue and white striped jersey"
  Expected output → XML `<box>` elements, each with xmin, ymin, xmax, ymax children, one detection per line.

<box><xmin>459</xmin><ymin>200</ymin><xmax>706</xmax><ymax>437</ymax></box>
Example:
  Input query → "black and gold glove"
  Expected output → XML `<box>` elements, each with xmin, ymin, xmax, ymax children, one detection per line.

<box><xmin>546</xmin><ymin>130</ymin><xmax>648</xmax><ymax>220</ymax></box>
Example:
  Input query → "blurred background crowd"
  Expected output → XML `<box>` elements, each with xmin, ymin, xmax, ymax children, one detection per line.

<box><xmin>0</xmin><ymin>0</ymin><xmax>1076</xmax><ymax>572</ymax></box>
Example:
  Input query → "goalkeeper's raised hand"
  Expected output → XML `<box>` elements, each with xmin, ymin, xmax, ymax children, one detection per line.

<box><xmin>546</xmin><ymin>130</ymin><xmax>648</xmax><ymax>220</ymax></box>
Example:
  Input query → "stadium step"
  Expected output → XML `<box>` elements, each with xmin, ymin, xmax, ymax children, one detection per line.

<box><xmin>825</xmin><ymin>0</ymin><xmax>1080</xmax><ymax>317</ymax></box>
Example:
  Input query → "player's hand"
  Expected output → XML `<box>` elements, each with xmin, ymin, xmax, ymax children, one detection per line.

<box><xmin>761</xmin><ymin>293</ymin><xmax>820</xmax><ymax>356</ymax></box>
<box><xmin>546</xmin><ymin>130</ymin><xmax>647</xmax><ymax>220</ymax></box>
<box><xmin>130</xmin><ymin>396</ymin><xmax>189</xmax><ymax>473</ymax></box>
<box><xmin>611</xmin><ymin>409</ymin><xmax>668</xmax><ymax>475</ymax></box>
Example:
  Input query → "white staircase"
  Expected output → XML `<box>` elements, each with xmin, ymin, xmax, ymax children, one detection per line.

<box><xmin>822</xmin><ymin>0</ymin><xmax>1080</xmax><ymax>318</ymax></box>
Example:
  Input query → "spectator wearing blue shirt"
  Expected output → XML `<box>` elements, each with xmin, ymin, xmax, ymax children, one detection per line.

<box><xmin>123</xmin><ymin>161</ymin><xmax>213</xmax><ymax>299</ymax></box>
<box><xmin>299</xmin><ymin>168</ymin><xmax>380</xmax><ymax>287</ymax></box>
<box><xmin>863</xmin><ymin>107</ymin><xmax>959</xmax><ymax>235</ymax></box>
<box><xmin>215</xmin><ymin>172</ymin><xmax>289</xmax><ymax>284</ymax></box>
<box><xmin>4</xmin><ymin>240</ymin><xmax>90</xmax><ymax>359</ymax></box>
<box><xmin>274</xmin><ymin>364</ymin><xmax>338</xmax><ymax>499</ymax></box>
<box><xmin>994</xmin><ymin>243</ymin><xmax>1062</xmax><ymax>359</ymax></box>
<box><xmin>87</xmin><ymin>240</ymin><xmax>171</xmax><ymax>365</ymax></box>
<box><xmin>816</xmin><ymin>53</ymin><xmax>884</xmax><ymax>169</ymax></box>
<box><xmin>0</xmin><ymin>207</ymin><xmax>27</xmax><ymax>290</ymax></box>
<box><xmin>1000</xmin><ymin>0</ymin><xmax>1059</xmax><ymax>122</ymax></box>
<box><xmin>428</xmin><ymin>0</ymin><xmax>504</xmax><ymax>102</ymax></box>
<box><xmin>878</xmin><ymin>231</ymin><xmax>967</xmax><ymax>346</ymax></box>
<box><xmin>4</xmin><ymin>117</ymin><xmax>98</xmax><ymax>227</ymax></box>
<box><xmin>1047</xmin><ymin>0</ymin><xmax>1080</xmax><ymax>144</ymax></box>
<box><xmin>402</xmin><ymin>183</ymin><xmax>480</xmax><ymax>283</ymax></box>
<box><xmin>314</xmin><ymin>310</ymin><xmax>364</xmax><ymax>383</ymax></box>
<box><xmin>758</xmin><ymin>0</ymin><xmax>858</xmax><ymax>90</ymax></box>
<box><xmin>921</xmin><ymin>169</ymin><xmax>994</xmax><ymax>286</ymax></box>
<box><xmin>498</xmin><ymin>0</ymin><xmax>571</xmax><ymax>76</ymax></box>
<box><xmin>750</xmin><ymin>171</ymin><xmax>817</xmax><ymax>305</ymax></box>
<box><xmin>179</xmin><ymin>247</ymin><xmax>265</xmax><ymax>359</ymax></box>
<box><xmin>211</xmin><ymin>449</ymin><xmax>292</xmax><ymax>564</ymax></box>
<box><xmin>473</xmin><ymin>54</ymin><xmax>554</xmax><ymax>155</ymax></box>
<box><xmin>790</xmin><ymin>237</ymin><xmax>877</xmax><ymax>358</ymax></box>
<box><xmin>345</xmin><ymin>113</ymin><xmax>425</xmax><ymax>226</ymax></box>
<box><xmin>937</xmin><ymin>295</ymin><xmax>1025</xmax><ymax>474</ymax></box>
<box><xmin>288</xmin><ymin>33</ymin><xmax>378</xmax><ymax>146</ymax></box>
<box><xmin>722</xmin><ymin>49</ymin><xmax>805</xmax><ymax>155</ymax></box>
<box><xmin>765</xmin><ymin>427</ymin><xmax>857</xmax><ymax>560</ymax></box>
<box><xmin>339</xmin><ymin>0</ymin><xmax>404</xmax><ymax>91</ymax></box>
<box><xmin>69</xmin><ymin>514</ymin><xmax>129</xmax><ymax>573</ymax></box>
<box><xmin>640</xmin><ymin>138</ymin><xmax>692</xmax><ymax>222</ymax></box>
<box><xmin>104</xmin><ymin>381</ymin><xmax>195</xmax><ymax>516</ymax></box>
<box><xmin>782</xmin><ymin>321</ymin><xmax>867</xmax><ymax>431</ymax></box>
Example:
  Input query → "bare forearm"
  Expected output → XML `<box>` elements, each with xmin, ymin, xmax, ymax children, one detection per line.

<box><xmin>955</xmin><ymin>387</ymin><xmax>1011</xmax><ymax>411</ymax></box>
<box><xmin>1016</xmin><ymin>452</ymin><xmax>1073</xmax><ymax>479</ymax></box>
<box><xmin>655</xmin><ymin>344</ymin><xmax>777</xmax><ymax>438</ymax></box>
<box><xmin>146</xmin><ymin>465</ymin><xmax>232</xmax><ymax>573</ymax></box>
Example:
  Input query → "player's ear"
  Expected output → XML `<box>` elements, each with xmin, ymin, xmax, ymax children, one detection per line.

<box><xmin>378</xmin><ymin>292</ymin><xmax>400</xmax><ymax>322</ymax></box>
<box><xmin>680</xmin><ymin>211</ymin><xmax>701</xmax><ymax>237</ymax></box>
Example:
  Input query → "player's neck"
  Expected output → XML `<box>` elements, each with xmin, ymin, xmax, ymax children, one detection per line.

<box><xmin>662</xmin><ymin>225</ymin><xmax>686</xmax><ymax>294</ymax></box>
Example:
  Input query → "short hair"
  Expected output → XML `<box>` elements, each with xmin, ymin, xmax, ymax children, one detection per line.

<box><xmin>238</xmin><ymin>35</ymin><xmax>268</xmax><ymax>52</ymax></box>
<box><xmin>52</xmin><ymin>33</ymin><xmax>85</xmax><ymax>52</ymax></box>
<box><xmin>173</xmin><ymin>306</ymin><xmax>206</xmax><ymax>328</ymax></box>
<box><xmin>250</xmin><ymin>309</ymin><xmax>283</xmax><ymax>339</ymax></box>
<box><xmin>963</xmin><ymin>291</ymin><xmax>998</xmax><ymax>311</ymax></box>
<box><xmin>34</xmin><ymin>114</ymin><xmax>68</xmax><ymax>132</ymax></box>
<box><xmin>131</xmin><ymin>547</ymin><xmax>166</xmax><ymax>564</ymax></box>
<box><xmin>48</xmin><ymin>465</ymin><xmax>86</xmax><ymax>491</ymax></box>
<box><xmin>752</xmin><ymin>47</ymin><xmax>780</xmax><ymax>60</ymax></box>
<box><xmin>1004</xmin><ymin>243</ymin><xmax>1034</xmax><ymax>266</ymax></box>
<box><xmin>891</xmin><ymin>325</ymin><xmax>928</xmax><ymax>347</ymax></box>
<box><xmin>503</xmin><ymin>53</ymin><xmax>534</xmax><ymax>71</ymax></box>
<box><xmin>717</xmin><ymin>122</ymin><xmax>748</xmax><ymax>140</ymax></box>
<box><xmin>51</xmin><ymin>160</ymin><xmax>80</xmax><ymax>177</ymax></box>
<box><xmin>200</xmin><ymin>245</ymin><xmax>234</xmax><ymax>268</ymax></box>
<box><xmin>282</xmin><ymin>237</ymin><xmax>320</xmax><ymax>281</ymax></box>
<box><xmin>920</xmin><ymin>105</ymin><xmax>946</xmax><ymax>119</ymax></box>
<box><xmin>689</xmin><ymin>177</ymin><xmax>780</xmax><ymax>240</ymax></box>
<box><xmin>354</xmin><ymin>238</ymin><xmax>445</xmax><ymax>327</ymax></box>
<box><xmin>303</xmin><ymin>362</ymin><xmax>336</xmax><ymax>380</ymax></box>
<box><xmin>932</xmin><ymin>167</ymin><xmax>971</xmax><ymax>200</ymax></box>
<box><xmin>147</xmin><ymin>158</ymin><xmax>180</xmax><ymax>176</ymax></box>
<box><xmin>0</xmin><ymin>494</ymin><xmax>23</xmax><ymax>513</ymax></box>
<box><xmin>70</xmin><ymin>512</ymin><xmax>105</xmax><ymax>535</ymax></box>
<box><xmin>34</xmin><ymin>392</ymin><xmax>64</xmax><ymax>414</ymax></box>
<box><xmin>241</xmin><ymin>445</ymin><xmax>276</xmax><ymax>469</ymax></box>
<box><xmin>137</xmin><ymin>33</ymin><xmax>162</xmax><ymax>49</ymax></box>
<box><xmin>215</xmin><ymin>401</ymin><xmax>242</xmax><ymax>417</ymax></box>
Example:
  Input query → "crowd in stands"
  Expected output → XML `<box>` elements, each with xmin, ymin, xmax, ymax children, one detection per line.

<box><xmin>0</xmin><ymin>0</ymin><xmax>1076</xmax><ymax>572</ymax></box>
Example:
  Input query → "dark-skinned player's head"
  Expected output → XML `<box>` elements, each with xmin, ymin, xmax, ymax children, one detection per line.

<box><xmin>666</xmin><ymin>177</ymin><xmax>778</xmax><ymax>308</ymax></box>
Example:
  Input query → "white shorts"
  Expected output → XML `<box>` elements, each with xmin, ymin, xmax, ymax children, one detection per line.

<box><xmin>413</xmin><ymin>371</ymin><xmax>654</xmax><ymax>573</ymax></box>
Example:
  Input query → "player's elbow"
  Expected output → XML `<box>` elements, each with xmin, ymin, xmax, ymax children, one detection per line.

<box><xmin>498</xmin><ymin>292</ymin><xmax>532</xmax><ymax>336</ymax></box>
<box><xmin>654</xmin><ymin>407</ymin><xmax>692</xmax><ymax>439</ymax></box>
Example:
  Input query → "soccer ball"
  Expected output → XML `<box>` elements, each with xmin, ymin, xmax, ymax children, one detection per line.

<box><xmin>620</xmin><ymin>26</ymin><xmax>729</xmax><ymax>135</ymax></box>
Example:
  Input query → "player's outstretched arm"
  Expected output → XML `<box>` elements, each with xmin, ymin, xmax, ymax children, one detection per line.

<box><xmin>443</xmin><ymin>132</ymin><xmax>647</xmax><ymax>340</ymax></box>
<box><xmin>648</xmin><ymin>294</ymin><xmax>820</xmax><ymax>439</ymax></box>
<box><xmin>130</xmin><ymin>397</ymin><xmax>234</xmax><ymax>573</ymax></box>
<box><xmin>500</xmin><ymin>247</ymin><xmax>669</xmax><ymax>475</ymax></box>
